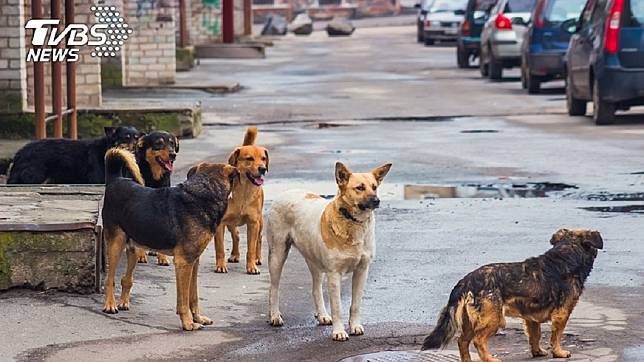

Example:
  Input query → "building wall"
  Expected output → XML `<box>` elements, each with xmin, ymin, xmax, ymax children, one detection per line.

<box><xmin>0</xmin><ymin>0</ymin><xmax>28</xmax><ymax>112</ymax></box>
<box><xmin>121</xmin><ymin>0</ymin><xmax>176</xmax><ymax>86</ymax></box>
<box><xmin>190</xmin><ymin>0</ymin><xmax>246</xmax><ymax>45</ymax></box>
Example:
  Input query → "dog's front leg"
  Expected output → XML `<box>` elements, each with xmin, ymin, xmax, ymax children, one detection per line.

<box><xmin>214</xmin><ymin>224</ymin><xmax>228</xmax><ymax>273</ymax></box>
<box><xmin>349</xmin><ymin>266</ymin><xmax>369</xmax><ymax>336</ymax></box>
<box><xmin>246</xmin><ymin>221</ymin><xmax>261</xmax><ymax>274</ymax></box>
<box><xmin>328</xmin><ymin>272</ymin><xmax>348</xmax><ymax>341</ymax></box>
<box><xmin>174</xmin><ymin>256</ymin><xmax>201</xmax><ymax>331</ymax></box>
<box><xmin>189</xmin><ymin>258</ymin><xmax>213</xmax><ymax>326</ymax></box>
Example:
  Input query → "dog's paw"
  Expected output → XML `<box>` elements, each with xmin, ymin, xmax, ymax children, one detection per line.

<box><xmin>147</xmin><ymin>251</ymin><xmax>158</xmax><ymax>256</ymax></box>
<box><xmin>227</xmin><ymin>255</ymin><xmax>240</xmax><ymax>263</ymax></box>
<box><xmin>269</xmin><ymin>313</ymin><xmax>284</xmax><ymax>327</ymax></box>
<box><xmin>137</xmin><ymin>255</ymin><xmax>148</xmax><ymax>263</ymax></box>
<box><xmin>531</xmin><ymin>348</ymin><xmax>548</xmax><ymax>357</ymax></box>
<box><xmin>332</xmin><ymin>330</ymin><xmax>349</xmax><ymax>341</ymax></box>
<box><xmin>349</xmin><ymin>324</ymin><xmax>364</xmax><ymax>336</ymax></box>
<box><xmin>255</xmin><ymin>259</ymin><xmax>262</xmax><ymax>265</ymax></box>
<box><xmin>552</xmin><ymin>349</ymin><xmax>571</xmax><ymax>358</ymax></box>
<box><xmin>246</xmin><ymin>264</ymin><xmax>260</xmax><ymax>275</ymax></box>
<box><xmin>182</xmin><ymin>322</ymin><xmax>203</xmax><ymax>331</ymax></box>
<box><xmin>117</xmin><ymin>301</ymin><xmax>130</xmax><ymax>311</ymax></box>
<box><xmin>102</xmin><ymin>301</ymin><xmax>119</xmax><ymax>314</ymax></box>
<box><xmin>193</xmin><ymin>315</ymin><xmax>213</xmax><ymax>325</ymax></box>
<box><xmin>315</xmin><ymin>314</ymin><xmax>332</xmax><ymax>325</ymax></box>
<box><xmin>215</xmin><ymin>264</ymin><xmax>228</xmax><ymax>273</ymax></box>
<box><xmin>157</xmin><ymin>255</ymin><xmax>170</xmax><ymax>266</ymax></box>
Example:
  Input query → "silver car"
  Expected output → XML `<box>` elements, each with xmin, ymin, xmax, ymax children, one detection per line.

<box><xmin>423</xmin><ymin>0</ymin><xmax>468</xmax><ymax>45</ymax></box>
<box><xmin>479</xmin><ymin>0</ymin><xmax>536</xmax><ymax>79</ymax></box>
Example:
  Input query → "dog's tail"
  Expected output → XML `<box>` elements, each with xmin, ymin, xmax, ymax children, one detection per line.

<box><xmin>105</xmin><ymin>148</ymin><xmax>144</xmax><ymax>186</ymax></box>
<box><xmin>421</xmin><ymin>284</ymin><xmax>471</xmax><ymax>351</ymax></box>
<box><xmin>243</xmin><ymin>127</ymin><xmax>258</xmax><ymax>146</ymax></box>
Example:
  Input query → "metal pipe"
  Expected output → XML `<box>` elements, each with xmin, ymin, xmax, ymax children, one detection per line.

<box><xmin>223</xmin><ymin>0</ymin><xmax>234</xmax><ymax>43</ymax></box>
<box><xmin>179</xmin><ymin>0</ymin><xmax>189</xmax><ymax>47</ymax></box>
<box><xmin>51</xmin><ymin>0</ymin><xmax>63</xmax><ymax>138</ymax></box>
<box><xmin>45</xmin><ymin>108</ymin><xmax>74</xmax><ymax>122</ymax></box>
<box><xmin>32</xmin><ymin>0</ymin><xmax>46</xmax><ymax>139</ymax></box>
<box><xmin>65</xmin><ymin>0</ymin><xmax>77</xmax><ymax>139</ymax></box>
<box><xmin>243</xmin><ymin>0</ymin><xmax>251</xmax><ymax>36</ymax></box>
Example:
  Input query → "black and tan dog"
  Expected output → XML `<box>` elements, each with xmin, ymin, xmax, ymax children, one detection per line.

<box><xmin>8</xmin><ymin>126</ymin><xmax>140</xmax><ymax>184</ymax></box>
<box><xmin>422</xmin><ymin>229</ymin><xmax>603</xmax><ymax>362</ymax></box>
<box><xmin>101</xmin><ymin>148</ymin><xmax>237</xmax><ymax>331</ymax></box>
<box><xmin>132</xmin><ymin>131</ymin><xmax>180</xmax><ymax>266</ymax></box>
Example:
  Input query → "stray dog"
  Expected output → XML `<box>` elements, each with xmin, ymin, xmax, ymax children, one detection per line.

<box><xmin>212</xmin><ymin>127</ymin><xmax>268</xmax><ymax>274</ymax></box>
<box><xmin>267</xmin><ymin>161</ymin><xmax>392</xmax><ymax>341</ymax></box>
<box><xmin>133</xmin><ymin>131</ymin><xmax>180</xmax><ymax>266</ymax></box>
<box><xmin>8</xmin><ymin>126</ymin><xmax>140</xmax><ymax>184</ymax></box>
<box><xmin>101</xmin><ymin>148</ymin><xmax>237</xmax><ymax>331</ymax></box>
<box><xmin>421</xmin><ymin>229</ymin><xmax>603</xmax><ymax>362</ymax></box>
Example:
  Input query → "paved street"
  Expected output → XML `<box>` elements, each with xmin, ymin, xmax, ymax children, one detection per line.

<box><xmin>2</xmin><ymin>24</ymin><xmax>644</xmax><ymax>362</ymax></box>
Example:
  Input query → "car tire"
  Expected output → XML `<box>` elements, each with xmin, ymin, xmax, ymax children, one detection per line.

<box><xmin>520</xmin><ymin>64</ymin><xmax>528</xmax><ymax>89</ymax></box>
<box><xmin>457</xmin><ymin>46</ymin><xmax>469</xmax><ymax>68</ymax></box>
<box><xmin>527</xmin><ymin>74</ymin><xmax>541</xmax><ymax>94</ymax></box>
<box><xmin>424</xmin><ymin>37</ymin><xmax>435</xmax><ymax>46</ymax></box>
<box><xmin>480</xmin><ymin>47</ymin><xmax>489</xmax><ymax>77</ymax></box>
<box><xmin>417</xmin><ymin>28</ymin><xmax>423</xmax><ymax>43</ymax></box>
<box><xmin>566</xmin><ymin>73</ymin><xmax>586</xmax><ymax>116</ymax></box>
<box><xmin>488</xmin><ymin>50</ymin><xmax>503</xmax><ymax>80</ymax></box>
<box><xmin>593</xmin><ymin>79</ymin><xmax>615</xmax><ymax>125</ymax></box>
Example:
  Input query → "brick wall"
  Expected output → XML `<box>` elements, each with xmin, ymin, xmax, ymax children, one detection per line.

<box><xmin>22</xmin><ymin>0</ymin><xmax>102</xmax><ymax>109</ymax></box>
<box><xmin>0</xmin><ymin>0</ymin><xmax>27</xmax><ymax>111</ymax></box>
<box><xmin>121</xmin><ymin>0</ymin><xmax>176</xmax><ymax>86</ymax></box>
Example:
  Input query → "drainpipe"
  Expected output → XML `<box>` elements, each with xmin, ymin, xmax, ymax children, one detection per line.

<box><xmin>223</xmin><ymin>0</ymin><xmax>234</xmax><ymax>43</ymax></box>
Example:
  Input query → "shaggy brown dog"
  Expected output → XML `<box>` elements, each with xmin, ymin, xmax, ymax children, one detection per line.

<box><xmin>212</xmin><ymin>127</ymin><xmax>268</xmax><ymax>274</ymax></box>
<box><xmin>101</xmin><ymin>148</ymin><xmax>237</xmax><ymax>330</ymax></box>
<box><xmin>421</xmin><ymin>229</ymin><xmax>603</xmax><ymax>362</ymax></box>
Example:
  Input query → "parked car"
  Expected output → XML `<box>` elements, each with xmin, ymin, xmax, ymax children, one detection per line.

<box><xmin>423</xmin><ymin>0</ymin><xmax>468</xmax><ymax>45</ymax></box>
<box><xmin>416</xmin><ymin>0</ymin><xmax>436</xmax><ymax>42</ymax></box>
<box><xmin>480</xmin><ymin>0</ymin><xmax>537</xmax><ymax>79</ymax></box>
<box><xmin>566</xmin><ymin>0</ymin><xmax>644</xmax><ymax>124</ymax></box>
<box><xmin>520</xmin><ymin>0</ymin><xmax>586</xmax><ymax>93</ymax></box>
<box><xmin>457</xmin><ymin>0</ymin><xmax>499</xmax><ymax>68</ymax></box>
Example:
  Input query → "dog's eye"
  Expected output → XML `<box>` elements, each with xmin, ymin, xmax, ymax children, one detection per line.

<box><xmin>261</xmin><ymin>157</ymin><xmax>266</xmax><ymax>161</ymax></box>
<box><xmin>356</xmin><ymin>184</ymin><xmax>365</xmax><ymax>192</ymax></box>
<box><xmin>372</xmin><ymin>184</ymin><xmax>377</xmax><ymax>190</ymax></box>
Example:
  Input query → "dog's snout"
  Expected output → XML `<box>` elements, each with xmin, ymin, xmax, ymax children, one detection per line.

<box><xmin>169</xmin><ymin>152</ymin><xmax>177</xmax><ymax>161</ymax></box>
<box><xmin>369</xmin><ymin>197</ymin><xmax>380</xmax><ymax>209</ymax></box>
<box><xmin>258</xmin><ymin>166</ymin><xmax>267</xmax><ymax>175</ymax></box>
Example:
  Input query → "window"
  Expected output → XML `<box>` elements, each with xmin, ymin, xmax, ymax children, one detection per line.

<box><xmin>623</xmin><ymin>0</ymin><xmax>644</xmax><ymax>26</ymax></box>
<box><xmin>543</xmin><ymin>0</ymin><xmax>586</xmax><ymax>26</ymax></box>
<box><xmin>505</xmin><ymin>0</ymin><xmax>536</xmax><ymax>12</ymax></box>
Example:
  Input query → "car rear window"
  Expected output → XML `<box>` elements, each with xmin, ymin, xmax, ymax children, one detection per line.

<box><xmin>475</xmin><ymin>0</ymin><xmax>497</xmax><ymax>10</ymax></box>
<box><xmin>543</xmin><ymin>0</ymin><xmax>585</xmax><ymax>25</ymax></box>
<box><xmin>431</xmin><ymin>0</ymin><xmax>467</xmax><ymax>11</ymax></box>
<box><xmin>505</xmin><ymin>0</ymin><xmax>536</xmax><ymax>12</ymax></box>
<box><xmin>623</xmin><ymin>0</ymin><xmax>644</xmax><ymax>26</ymax></box>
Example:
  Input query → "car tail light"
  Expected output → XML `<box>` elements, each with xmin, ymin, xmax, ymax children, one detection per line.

<box><xmin>495</xmin><ymin>14</ymin><xmax>512</xmax><ymax>30</ymax></box>
<box><xmin>532</xmin><ymin>0</ymin><xmax>545</xmax><ymax>28</ymax></box>
<box><xmin>461</xmin><ymin>19</ymin><xmax>471</xmax><ymax>36</ymax></box>
<box><xmin>604</xmin><ymin>0</ymin><xmax>624</xmax><ymax>53</ymax></box>
<box><xmin>424</xmin><ymin>19</ymin><xmax>432</xmax><ymax>28</ymax></box>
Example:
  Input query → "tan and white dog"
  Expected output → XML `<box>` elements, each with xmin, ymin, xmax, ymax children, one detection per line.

<box><xmin>267</xmin><ymin>161</ymin><xmax>392</xmax><ymax>341</ymax></box>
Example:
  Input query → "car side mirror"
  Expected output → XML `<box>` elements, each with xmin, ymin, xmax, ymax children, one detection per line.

<box><xmin>454</xmin><ymin>9</ymin><xmax>466</xmax><ymax>15</ymax></box>
<box><xmin>414</xmin><ymin>2</ymin><xmax>421</xmax><ymax>8</ymax></box>
<box><xmin>561</xmin><ymin>18</ymin><xmax>579</xmax><ymax>33</ymax></box>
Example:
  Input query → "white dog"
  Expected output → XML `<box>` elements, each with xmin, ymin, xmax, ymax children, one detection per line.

<box><xmin>267</xmin><ymin>161</ymin><xmax>392</xmax><ymax>341</ymax></box>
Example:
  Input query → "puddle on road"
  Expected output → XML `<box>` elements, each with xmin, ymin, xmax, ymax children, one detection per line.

<box><xmin>578</xmin><ymin>192</ymin><xmax>644</xmax><ymax>202</ymax></box>
<box><xmin>581</xmin><ymin>205</ymin><xmax>644</xmax><ymax>214</ymax></box>
<box><xmin>460</xmin><ymin>129</ymin><xmax>500</xmax><ymax>134</ymax></box>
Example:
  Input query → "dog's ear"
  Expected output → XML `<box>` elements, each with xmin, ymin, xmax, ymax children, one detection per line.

<box><xmin>136</xmin><ymin>136</ymin><xmax>146</xmax><ymax>150</ymax></box>
<box><xmin>173</xmin><ymin>135</ymin><xmax>180</xmax><ymax>153</ymax></box>
<box><xmin>228</xmin><ymin>148</ymin><xmax>240</xmax><ymax>167</ymax></box>
<box><xmin>550</xmin><ymin>228</ymin><xmax>570</xmax><ymax>245</ymax></box>
<box><xmin>371</xmin><ymin>163</ymin><xmax>392</xmax><ymax>184</ymax></box>
<box><xmin>335</xmin><ymin>161</ymin><xmax>352</xmax><ymax>188</ymax></box>
<box><xmin>104</xmin><ymin>126</ymin><xmax>117</xmax><ymax>137</ymax></box>
<box><xmin>264</xmin><ymin>149</ymin><xmax>269</xmax><ymax>172</ymax></box>
<box><xmin>583</xmin><ymin>230</ymin><xmax>604</xmax><ymax>250</ymax></box>
<box><xmin>136</xmin><ymin>132</ymin><xmax>146</xmax><ymax>140</ymax></box>
<box><xmin>223</xmin><ymin>164</ymin><xmax>239</xmax><ymax>179</ymax></box>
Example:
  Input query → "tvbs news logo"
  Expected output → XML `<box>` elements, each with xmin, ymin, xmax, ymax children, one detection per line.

<box><xmin>26</xmin><ymin>5</ymin><xmax>132</xmax><ymax>62</ymax></box>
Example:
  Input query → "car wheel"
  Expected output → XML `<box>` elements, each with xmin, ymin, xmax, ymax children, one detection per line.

<box><xmin>488</xmin><ymin>52</ymin><xmax>503</xmax><ymax>80</ymax></box>
<box><xmin>566</xmin><ymin>73</ymin><xmax>586</xmax><ymax>116</ymax></box>
<box><xmin>479</xmin><ymin>47</ymin><xmax>489</xmax><ymax>77</ymax></box>
<box><xmin>527</xmin><ymin>74</ymin><xmax>541</xmax><ymax>94</ymax></box>
<box><xmin>520</xmin><ymin>64</ymin><xmax>528</xmax><ymax>89</ymax></box>
<box><xmin>457</xmin><ymin>46</ymin><xmax>469</xmax><ymax>68</ymax></box>
<box><xmin>424</xmin><ymin>37</ymin><xmax>435</xmax><ymax>46</ymax></box>
<box><xmin>417</xmin><ymin>27</ymin><xmax>423</xmax><ymax>43</ymax></box>
<box><xmin>593</xmin><ymin>79</ymin><xmax>615</xmax><ymax>125</ymax></box>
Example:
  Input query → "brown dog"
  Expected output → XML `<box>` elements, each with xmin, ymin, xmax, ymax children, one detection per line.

<box><xmin>217</xmin><ymin>127</ymin><xmax>268</xmax><ymax>274</ymax></box>
<box><xmin>421</xmin><ymin>229</ymin><xmax>603</xmax><ymax>362</ymax></box>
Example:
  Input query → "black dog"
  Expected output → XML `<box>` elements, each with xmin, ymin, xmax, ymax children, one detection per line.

<box><xmin>101</xmin><ymin>148</ymin><xmax>237</xmax><ymax>331</ymax></box>
<box><xmin>133</xmin><ymin>131</ymin><xmax>180</xmax><ymax>265</ymax></box>
<box><xmin>422</xmin><ymin>229</ymin><xmax>603</xmax><ymax>362</ymax></box>
<box><xmin>7</xmin><ymin>126</ymin><xmax>140</xmax><ymax>184</ymax></box>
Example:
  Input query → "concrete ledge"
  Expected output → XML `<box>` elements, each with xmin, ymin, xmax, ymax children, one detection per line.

<box><xmin>195</xmin><ymin>43</ymin><xmax>266</xmax><ymax>59</ymax></box>
<box><xmin>0</xmin><ymin>185</ymin><xmax>103</xmax><ymax>294</ymax></box>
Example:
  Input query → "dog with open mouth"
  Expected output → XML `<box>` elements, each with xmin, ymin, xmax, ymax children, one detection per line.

<box><xmin>267</xmin><ymin>161</ymin><xmax>392</xmax><ymax>341</ymax></box>
<box><xmin>133</xmin><ymin>131</ymin><xmax>179</xmax><ymax>266</ymax></box>
<box><xmin>209</xmin><ymin>127</ymin><xmax>269</xmax><ymax>274</ymax></box>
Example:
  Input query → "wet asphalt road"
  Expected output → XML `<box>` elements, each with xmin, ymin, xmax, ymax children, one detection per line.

<box><xmin>3</xmin><ymin>24</ymin><xmax>644</xmax><ymax>362</ymax></box>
